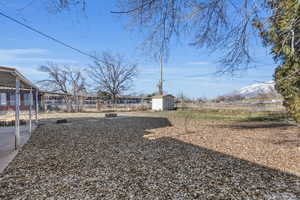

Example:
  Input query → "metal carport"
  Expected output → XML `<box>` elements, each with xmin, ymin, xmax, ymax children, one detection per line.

<box><xmin>0</xmin><ymin>66</ymin><xmax>39</xmax><ymax>150</ymax></box>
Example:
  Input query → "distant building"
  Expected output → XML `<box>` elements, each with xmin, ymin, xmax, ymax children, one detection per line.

<box><xmin>0</xmin><ymin>66</ymin><xmax>151</xmax><ymax>112</ymax></box>
<box><xmin>0</xmin><ymin>87</ymin><xmax>42</xmax><ymax>112</ymax></box>
<box><xmin>39</xmin><ymin>91</ymin><xmax>71</xmax><ymax>111</ymax></box>
<box><xmin>152</xmin><ymin>94</ymin><xmax>175</xmax><ymax>111</ymax></box>
<box><xmin>108</xmin><ymin>95</ymin><xmax>151</xmax><ymax>105</ymax></box>
<box><xmin>31</xmin><ymin>91</ymin><xmax>152</xmax><ymax>111</ymax></box>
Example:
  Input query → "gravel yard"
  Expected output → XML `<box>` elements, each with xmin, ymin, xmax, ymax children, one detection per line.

<box><xmin>0</xmin><ymin>116</ymin><xmax>299</xmax><ymax>199</ymax></box>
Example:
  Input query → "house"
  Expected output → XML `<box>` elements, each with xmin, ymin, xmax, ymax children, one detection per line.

<box><xmin>0</xmin><ymin>87</ymin><xmax>43</xmax><ymax>112</ymax></box>
<box><xmin>0</xmin><ymin>67</ymin><xmax>152</xmax><ymax>112</ymax></box>
<box><xmin>0</xmin><ymin>66</ymin><xmax>40</xmax><ymax>112</ymax></box>
<box><xmin>152</xmin><ymin>94</ymin><xmax>175</xmax><ymax>111</ymax></box>
<box><xmin>108</xmin><ymin>95</ymin><xmax>151</xmax><ymax>105</ymax></box>
<box><xmin>39</xmin><ymin>92</ymin><xmax>152</xmax><ymax>110</ymax></box>
<box><xmin>39</xmin><ymin>91</ymin><xmax>72</xmax><ymax>111</ymax></box>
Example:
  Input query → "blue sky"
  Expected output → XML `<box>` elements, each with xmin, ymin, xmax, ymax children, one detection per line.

<box><xmin>0</xmin><ymin>1</ymin><xmax>277</xmax><ymax>98</ymax></box>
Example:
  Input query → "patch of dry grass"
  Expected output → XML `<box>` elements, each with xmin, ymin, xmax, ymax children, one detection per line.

<box><xmin>151</xmin><ymin>109</ymin><xmax>290</xmax><ymax>122</ymax></box>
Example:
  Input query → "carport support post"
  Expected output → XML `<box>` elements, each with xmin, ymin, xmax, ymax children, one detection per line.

<box><xmin>15</xmin><ymin>78</ymin><xmax>20</xmax><ymax>150</ymax></box>
<box><xmin>29</xmin><ymin>87</ymin><xmax>33</xmax><ymax>134</ymax></box>
<box><xmin>35</xmin><ymin>89</ymin><xmax>39</xmax><ymax>124</ymax></box>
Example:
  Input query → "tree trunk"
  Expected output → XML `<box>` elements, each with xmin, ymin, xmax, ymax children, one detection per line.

<box><xmin>112</xmin><ymin>94</ymin><xmax>117</xmax><ymax>104</ymax></box>
<box><xmin>65</xmin><ymin>96</ymin><xmax>73</xmax><ymax>112</ymax></box>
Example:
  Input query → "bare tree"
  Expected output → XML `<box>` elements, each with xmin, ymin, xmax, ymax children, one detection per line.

<box><xmin>4</xmin><ymin>0</ymin><xmax>270</xmax><ymax>73</ymax></box>
<box><xmin>87</xmin><ymin>52</ymin><xmax>138</xmax><ymax>104</ymax></box>
<box><xmin>112</xmin><ymin>0</ymin><xmax>269</xmax><ymax>73</ymax></box>
<box><xmin>8</xmin><ymin>1</ymin><xmax>298</xmax><ymax>75</ymax></box>
<box><xmin>44</xmin><ymin>0</ymin><xmax>87</xmax><ymax>13</ymax></box>
<box><xmin>9</xmin><ymin>0</ymin><xmax>260</xmax><ymax>72</ymax></box>
<box><xmin>37</xmin><ymin>62</ymin><xmax>87</xmax><ymax>112</ymax></box>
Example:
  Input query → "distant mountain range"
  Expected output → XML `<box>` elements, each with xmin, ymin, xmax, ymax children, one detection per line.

<box><xmin>227</xmin><ymin>81</ymin><xmax>281</xmax><ymax>99</ymax></box>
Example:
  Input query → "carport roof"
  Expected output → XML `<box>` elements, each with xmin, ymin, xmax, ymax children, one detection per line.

<box><xmin>0</xmin><ymin>66</ymin><xmax>38</xmax><ymax>89</ymax></box>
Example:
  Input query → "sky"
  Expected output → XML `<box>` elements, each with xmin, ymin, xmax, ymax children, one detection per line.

<box><xmin>0</xmin><ymin>1</ymin><xmax>278</xmax><ymax>98</ymax></box>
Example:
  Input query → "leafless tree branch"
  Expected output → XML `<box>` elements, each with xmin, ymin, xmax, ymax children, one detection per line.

<box><xmin>37</xmin><ymin>62</ymin><xmax>87</xmax><ymax>112</ymax></box>
<box><xmin>114</xmin><ymin>0</ymin><xmax>269</xmax><ymax>72</ymax></box>
<box><xmin>87</xmin><ymin>52</ymin><xmax>138</xmax><ymax>103</ymax></box>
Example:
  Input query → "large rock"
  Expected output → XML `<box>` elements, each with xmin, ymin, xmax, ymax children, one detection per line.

<box><xmin>105</xmin><ymin>113</ymin><xmax>117</xmax><ymax>118</ymax></box>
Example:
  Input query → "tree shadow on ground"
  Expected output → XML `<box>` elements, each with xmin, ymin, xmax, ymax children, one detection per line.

<box><xmin>216</xmin><ymin>121</ymin><xmax>300</xmax><ymax>148</ymax></box>
<box><xmin>38</xmin><ymin>116</ymin><xmax>173</xmax><ymax>130</ymax></box>
<box><xmin>240</xmin><ymin>112</ymin><xmax>289</xmax><ymax>123</ymax></box>
<box><xmin>227</xmin><ymin>122</ymin><xmax>294</xmax><ymax>130</ymax></box>
<box><xmin>0</xmin><ymin>116</ymin><xmax>299</xmax><ymax>199</ymax></box>
<box><xmin>270</xmin><ymin>139</ymin><xmax>300</xmax><ymax>147</ymax></box>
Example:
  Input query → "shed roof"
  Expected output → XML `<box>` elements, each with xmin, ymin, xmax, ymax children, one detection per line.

<box><xmin>0</xmin><ymin>66</ymin><xmax>38</xmax><ymax>89</ymax></box>
<box><xmin>152</xmin><ymin>94</ymin><xmax>175</xmax><ymax>99</ymax></box>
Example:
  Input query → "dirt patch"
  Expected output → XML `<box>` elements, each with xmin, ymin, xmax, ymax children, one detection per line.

<box><xmin>146</xmin><ymin>118</ymin><xmax>300</xmax><ymax>176</ymax></box>
<box><xmin>0</xmin><ymin>116</ymin><xmax>299</xmax><ymax>199</ymax></box>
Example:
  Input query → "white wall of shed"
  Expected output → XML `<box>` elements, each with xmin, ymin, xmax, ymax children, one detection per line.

<box><xmin>152</xmin><ymin>98</ymin><xmax>163</xmax><ymax>111</ymax></box>
<box><xmin>152</xmin><ymin>96</ymin><xmax>174</xmax><ymax>111</ymax></box>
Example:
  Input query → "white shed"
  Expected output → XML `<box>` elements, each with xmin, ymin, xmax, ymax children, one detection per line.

<box><xmin>152</xmin><ymin>94</ymin><xmax>175</xmax><ymax>111</ymax></box>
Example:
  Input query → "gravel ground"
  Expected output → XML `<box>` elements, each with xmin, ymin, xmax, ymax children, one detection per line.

<box><xmin>0</xmin><ymin>116</ymin><xmax>299</xmax><ymax>199</ymax></box>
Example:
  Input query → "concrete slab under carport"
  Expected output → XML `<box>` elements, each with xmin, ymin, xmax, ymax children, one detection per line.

<box><xmin>0</xmin><ymin>125</ymin><xmax>33</xmax><ymax>173</ymax></box>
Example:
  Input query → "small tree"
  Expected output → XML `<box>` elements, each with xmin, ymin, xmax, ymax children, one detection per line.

<box><xmin>177</xmin><ymin>92</ymin><xmax>190</xmax><ymax>110</ymax></box>
<box><xmin>88</xmin><ymin>52</ymin><xmax>138</xmax><ymax>104</ymax></box>
<box><xmin>38</xmin><ymin>62</ymin><xmax>87</xmax><ymax>112</ymax></box>
<box><xmin>256</xmin><ymin>0</ymin><xmax>300</xmax><ymax>122</ymax></box>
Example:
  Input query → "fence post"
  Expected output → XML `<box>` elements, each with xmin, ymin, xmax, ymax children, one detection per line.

<box><xmin>35</xmin><ymin>89</ymin><xmax>39</xmax><ymax>124</ymax></box>
<box><xmin>29</xmin><ymin>87</ymin><xmax>33</xmax><ymax>134</ymax></box>
<box><xmin>15</xmin><ymin>78</ymin><xmax>20</xmax><ymax>150</ymax></box>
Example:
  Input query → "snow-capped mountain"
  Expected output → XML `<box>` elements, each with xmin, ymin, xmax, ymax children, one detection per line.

<box><xmin>228</xmin><ymin>81</ymin><xmax>279</xmax><ymax>98</ymax></box>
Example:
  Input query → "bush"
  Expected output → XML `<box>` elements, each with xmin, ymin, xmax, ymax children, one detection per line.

<box><xmin>275</xmin><ymin>60</ymin><xmax>300</xmax><ymax>123</ymax></box>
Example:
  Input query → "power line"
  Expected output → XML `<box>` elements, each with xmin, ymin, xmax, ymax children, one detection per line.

<box><xmin>0</xmin><ymin>10</ymin><xmax>103</xmax><ymax>63</ymax></box>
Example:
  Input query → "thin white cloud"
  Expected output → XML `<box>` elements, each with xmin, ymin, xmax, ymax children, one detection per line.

<box><xmin>0</xmin><ymin>48</ymin><xmax>77</xmax><ymax>64</ymax></box>
<box><xmin>185</xmin><ymin>76</ymin><xmax>212</xmax><ymax>81</ymax></box>
<box><xmin>0</xmin><ymin>48</ymin><xmax>49</xmax><ymax>63</ymax></box>
<box><xmin>15</xmin><ymin>58</ymin><xmax>77</xmax><ymax>63</ymax></box>
<box><xmin>0</xmin><ymin>48</ymin><xmax>49</xmax><ymax>55</ymax></box>
<box><xmin>140</xmin><ymin>65</ymin><xmax>212</xmax><ymax>76</ymax></box>
<box><xmin>187</xmin><ymin>61</ymin><xmax>210</xmax><ymax>65</ymax></box>
<box><xmin>15</xmin><ymin>66</ymin><xmax>45</xmax><ymax>77</ymax></box>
